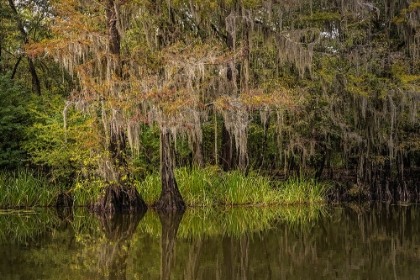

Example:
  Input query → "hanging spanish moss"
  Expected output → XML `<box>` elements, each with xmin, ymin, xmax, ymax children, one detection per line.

<box><xmin>220</xmin><ymin>98</ymin><xmax>250</xmax><ymax>172</ymax></box>
<box><xmin>26</xmin><ymin>0</ymin><xmax>420</xmax><ymax>205</ymax></box>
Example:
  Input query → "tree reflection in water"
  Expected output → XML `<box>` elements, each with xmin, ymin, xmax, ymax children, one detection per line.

<box><xmin>158</xmin><ymin>212</ymin><xmax>184</xmax><ymax>280</ymax></box>
<box><xmin>96</xmin><ymin>212</ymin><xmax>146</xmax><ymax>280</ymax></box>
<box><xmin>4</xmin><ymin>204</ymin><xmax>420</xmax><ymax>279</ymax></box>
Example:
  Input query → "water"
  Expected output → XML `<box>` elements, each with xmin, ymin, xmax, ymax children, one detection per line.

<box><xmin>0</xmin><ymin>204</ymin><xmax>419</xmax><ymax>279</ymax></box>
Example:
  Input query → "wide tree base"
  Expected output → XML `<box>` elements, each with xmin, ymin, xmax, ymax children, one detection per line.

<box><xmin>153</xmin><ymin>191</ymin><xmax>186</xmax><ymax>213</ymax></box>
<box><xmin>92</xmin><ymin>184</ymin><xmax>147</xmax><ymax>215</ymax></box>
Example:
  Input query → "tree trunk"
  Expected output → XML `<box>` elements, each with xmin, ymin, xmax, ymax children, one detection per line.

<box><xmin>0</xmin><ymin>37</ymin><xmax>2</xmax><ymax>74</ymax></box>
<box><xmin>93</xmin><ymin>0</ymin><xmax>148</xmax><ymax>214</ymax></box>
<box><xmin>105</xmin><ymin>0</ymin><xmax>126</xmax><ymax>181</ymax></box>
<box><xmin>315</xmin><ymin>143</ymin><xmax>327</xmax><ymax>180</ymax></box>
<box><xmin>8</xmin><ymin>0</ymin><xmax>41</xmax><ymax>95</ymax></box>
<box><xmin>192</xmin><ymin>140</ymin><xmax>204</xmax><ymax>168</ymax></box>
<box><xmin>10</xmin><ymin>55</ymin><xmax>22</xmax><ymax>80</ymax></box>
<box><xmin>257</xmin><ymin>113</ymin><xmax>270</xmax><ymax>169</ymax></box>
<box><xmin>241</xmin><ymin>6</ymin><xmax>250</xmax><ymax>94</ymax></box>
<box><xmin>27</xmin><ymin>57</ymin><xmax>41</xmax><ymax>95</ymax></box>
<box><xmin>236</xmin><ymin>8</ymin><xmax>250</xmax><ymax>174</ymax></box>
<box><xmin>221</xmin><ymin>124</ymin><xmax>234</xmax><ymax>171</ymax></box>
<box><xmin>220</xmin><ymin>8</ymin><xmax>236</xmax><ymax>172</ymax></box>
<box><xmin>109</xmin><ymin>126</ymin><xmax>128</xmax><ymax>181</ymax></box>
<box><xmin>106</xmin><ymin>0</ymin><xmax>121</xmax><ymax>57</ymax></box>
<box><xmin>154</xmin><ymin>128</ymin><xmax>186</xmax><ymax>212</ymax></box>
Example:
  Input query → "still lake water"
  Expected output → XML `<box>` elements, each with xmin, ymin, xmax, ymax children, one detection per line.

<box><xmin>0</xmin><ymin>204</ymin><xmax>419</xmax><ymax>279</ymax></box>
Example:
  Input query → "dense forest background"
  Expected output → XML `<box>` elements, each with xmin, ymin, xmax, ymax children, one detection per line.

<box><xmin>1</xmin><ymin>0</ymin><xmax>420</xmax><ymax>205</ymax></box>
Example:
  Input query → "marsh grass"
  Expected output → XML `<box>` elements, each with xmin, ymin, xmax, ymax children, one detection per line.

<box><xmin>215</xmin><ymin>170</ymin><xmax>281</xmax><ymax>205</ymax></box>
<box><xmin>138</xmin><ymin>167</ymin><xmax>328</xmax><ymax>207</ymax></box>
<box><xmin>72</xmin><ymin>179</ymin><xmax>104</xmax><ymax>207</ymax></box>
<box><xmin>0</xmin><ymin>169</ymin><xmax>59</xmax><ymax>208</ymax></box>
<box><xmin>136</xmin><ymin>173</ymin><xmax>162</xmax><ymax>205</ymax></box>
<box><xmin>276</xmin><ymin>177</ymin><xmax>331</xmax><ymax>205</ymax></box>
<box><xmin>0</xmin><ymin>167</ymin><xmax>329</xmax><ymax>209</ymax></box>
<box><xmin>174</xmin><ymin>167</ymin><xmax>216</xmax><ymax>206</ymax></box>
<box><xmin>138</xmin><ymin>167</ymin><xmax>278</xmax><ymax>206</ymax></box>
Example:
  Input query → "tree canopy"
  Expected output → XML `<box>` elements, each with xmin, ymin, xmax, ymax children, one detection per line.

<box><xmin>2</xmin><ymin>0</ymin><xmax>420</xmax><ymax>206</ymax></box>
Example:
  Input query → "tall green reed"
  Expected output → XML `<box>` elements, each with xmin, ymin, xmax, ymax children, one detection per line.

<box><xmin>71</xmin><ymin>179</ymin><xmax>104</xmax><ymax>207</ymax></box>
<box><xmin>276</xmin><ymin>177</ymin><xmax>330</xmax><ymax>204</ymax></box>
<box><xmin>138</xmin><ymin>167</ymin><xmax>324</xmax><ymax>207</ymax></box>
<box><xmin>215</xmin><ymin>170</ymin><xmax>282</xmax><ymax>205</ymax></box>
<box><xmin>0</xmin><ymin>169</ymin><xmax>59</xmax><ymax>208</ymax></box>
<box><xmin>136</xmin><ymin>172</ymin><xmax>161</xmax><ymax>205</ymax></box>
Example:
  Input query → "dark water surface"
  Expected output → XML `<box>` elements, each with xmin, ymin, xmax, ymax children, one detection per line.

<box><xmin>0</xmin><ymin>204</ymin><xmax>419</xmax><ymax>279</ymax></box>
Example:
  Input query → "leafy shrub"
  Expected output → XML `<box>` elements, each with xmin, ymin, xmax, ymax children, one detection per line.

<box><xmin>23</xmin><ymin>93</ymin><xmax>96</xmax><ymax>185</ymax></box>
<box><xmin>0</xmin><ymin>74</ymin><xmax>31</xmax><ymax>168</ymax></box>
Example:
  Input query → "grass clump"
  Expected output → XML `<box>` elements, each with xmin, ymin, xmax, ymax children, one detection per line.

<box><xmin>215</xmin><ymin>170</ymin><xmax>281</xmax><ymax>205</ymax></box>
<box><xmin>276</xmin><ymin>177</ymin><xmax>330</xmax><ymax>204</ymax></box>
<box><xmin>137</xmin><ymin>172</ymin><xmax>163</xmax><ymax>205</ymax></box>
<box><xmin>138</xmin><ymin>166</ymin><xmax>277</xmax><ymax>206</ymax></box>
<box><xmin>71</xmin><ymin>179</ymin><xmax>104</xmax><ymax>207</ymax></box>
<box><xmin>0</xmin><ymin>169</ymin><xmax>59</xmax><ymax>208</ymax></box>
